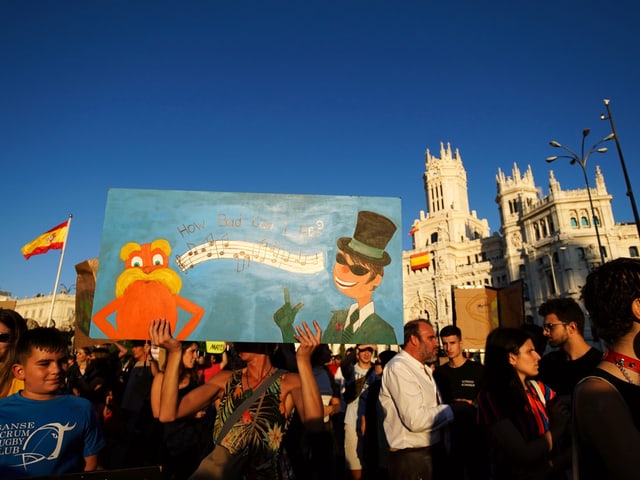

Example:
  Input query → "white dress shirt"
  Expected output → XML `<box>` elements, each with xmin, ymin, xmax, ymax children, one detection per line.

<box><xmin>379</xmin><ymin>349</ymin><xmax>454</xmax><ymax>449</ymax></box>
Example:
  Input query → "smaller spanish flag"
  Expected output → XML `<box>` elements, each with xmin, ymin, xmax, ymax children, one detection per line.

<box><xmin>21</xmin><ymin>220</ymin><xmax>69</xmax><ymax>260</ymax></box>
<box><xmin>409</xmin><ymin>251</ymin><xmax>431</xmax><ymax>271</ymax></box>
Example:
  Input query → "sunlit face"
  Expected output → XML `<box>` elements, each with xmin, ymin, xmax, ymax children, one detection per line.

<box><xmin>333</xmin><ymin>251</ymin><xmax>381</xmax><ymax>301</ymax></box>
<box><xmin>543</xmin><ymin>313</ymin><xmax>569</xmax><ymax>348</ymax></box>
<box><xmin>356</xmin><ymin>345</ymin><xmax>376</xmax><ymax>366</ymax></box>
<box><xmin>14</xmin><ymin>348</ymin><xmax>66</xmax><ymax>399</ymax></box>
<box><xmin>75</xmin><ymin>349</ymin><xmax>87</xmax><ymax>363</ymax></box>
<box><xmin>509</xmin><ymin>339</ymin><xmax>541</xmax><ymax>382</ymax></box>
<box><xmin>0</xmin><ymin>321</ymin><xmax>12</xmax><ymax>363</ymax></box>
<box><xmin>415</xmin><ymin>323</ymin><xmax>439</xmax><ymax>364</ymax></box>
<box><xmin>441</xmin><ymin>335</ymin><xmax>462</xmax><ymax>360</ymax></box>
<box><xmin>182</xmin><ymin>343</ymin><xmax>199</xmax><ymax>369</ymax></box>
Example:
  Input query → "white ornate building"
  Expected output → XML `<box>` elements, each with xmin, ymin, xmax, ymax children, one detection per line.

<box><xmin>11</xmin><ymin>292</ymin><xmax>76</xmax><ymax>331</ymax></box>
<box><xmin>403</xmin><ymin>142</ymin><xmax>639</xmax><ymax>341</ymax></box>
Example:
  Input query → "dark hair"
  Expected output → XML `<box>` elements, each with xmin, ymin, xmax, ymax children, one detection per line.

<box><xmin>15</xmin><ymin>327</ymin><xmax>69</xmax><ymax>365</ymax></box>
<box><xmin>0</xmin><ymin>309</ymin><xmax>29</xmax><ymax>397</ymax></box>
<box><xmin>520</xmin><ymin>323</ymin><xmax>547</xmax><ymax>357</ymax></box>
<box><xmin>311</xmin><ymin>344</ymin><xmax>332</xmax><ymax>366</ymax></box>
<box><xmin>378</xmin><ymin>349</ymin><xmax>397</xmax><ymax>368</ymax></box>
<box><xmin>179</xmin><ymin>341</ymin><xmax>200</xmax><ymax>387</ymax></box>
<box><xmin>439</xmin><ymin>325</ymin><xmax>462</xmax><ymax>340</ymax></box>
<box><xmin>538</xmin><ymin>297</ymin><xmax>586</xmax><ymax>334</ymax></box>
<box><xmin>0</xmin><ymin>309</ymin><xmax>28</xmax><ymax>342</ymax></box>
<box><xmin>403</xmin><ymin>318</ymin><xmax>432</xmax><ymax>347</ymax></box>
<box><xmin>481</xmin><ymin>327</ymin><xmax>532</xmax><ymax>415</ymax></box>
<box><xmin>582</xmin><ymin>258</ymin><xmax>640</xmax><ymax>345</ymax></box>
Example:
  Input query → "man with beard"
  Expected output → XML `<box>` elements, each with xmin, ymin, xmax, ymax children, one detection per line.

<box><xmin>379</xmin><ymin>319</ymin><xmax>455</xmax><ymax>480</ymax></box>
<box><xmin>92</xmin><ymin>239</ymin><xmax>204</xmax><ymax>340</ymax></box>
<box><xmin>538</xmin><ymin>297</ymin><xmax>602</xmax><ymax>396</ymax></box>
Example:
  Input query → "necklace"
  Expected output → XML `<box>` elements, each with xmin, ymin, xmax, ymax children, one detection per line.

<box><xmin>603</xmin><ymin>350</ymin><xmax>640</xmax><ymax>384</ymax></box>
<box><xmin>244</xmin><ymin>366</ymin><xmax>274</xmax><ymax>392</ymax></box>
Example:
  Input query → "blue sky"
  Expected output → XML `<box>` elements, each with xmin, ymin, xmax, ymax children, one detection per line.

<box><xmin>2</xmin><ymin>0</ymin><xmax>640</xmax><ymax>300</ymax></box>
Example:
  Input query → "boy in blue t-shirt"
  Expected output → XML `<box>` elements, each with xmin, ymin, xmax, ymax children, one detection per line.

<box><xmin>0</xmin><ymin>327</ymin><xmax>105</xmax><ymax>479</ymax></box>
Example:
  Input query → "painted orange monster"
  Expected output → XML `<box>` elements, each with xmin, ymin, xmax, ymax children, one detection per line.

<box><xmin>92</xmin><ymin>239</ymin><xmax>204</xmax><ymax>340</ymax></box>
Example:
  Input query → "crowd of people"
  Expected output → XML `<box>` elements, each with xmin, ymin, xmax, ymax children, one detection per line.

<box><xmin>0</xmin><ymin>257</ymin><xmax>639</xmax><ymax>479</ymax></box>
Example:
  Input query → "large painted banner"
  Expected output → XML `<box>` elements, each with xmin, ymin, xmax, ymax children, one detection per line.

<box><xmin>90</xmin><ymin>189</ymin><xmax>403</xmax><ymax>344</ymax></box>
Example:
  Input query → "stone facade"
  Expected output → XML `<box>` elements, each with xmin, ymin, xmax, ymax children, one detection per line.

<box><xmin>12</xmin><ymin>293</ymin><xmax>76</xmax><ymax>331</ymax></box>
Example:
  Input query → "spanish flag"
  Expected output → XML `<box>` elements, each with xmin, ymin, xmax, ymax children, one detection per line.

<box><xmin>409</xmin><ymin>251</ymin><xmax>431</xmax><ymax>271</ymax></box>
<box><xmin>21</xmin><ymin>220</ymin><xmax>69</xmax><ymax>260</ymax></box>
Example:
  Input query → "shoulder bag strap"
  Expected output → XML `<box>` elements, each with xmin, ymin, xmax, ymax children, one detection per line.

<box><xmin>215</xmin><ymin>368</ymin><xmax>286</xmax><ymax>445</ymax></box>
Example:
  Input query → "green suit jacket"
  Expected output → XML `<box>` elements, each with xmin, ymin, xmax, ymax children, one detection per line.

<box><xmin>322</xmin><ymin>310</ymin><xmax>398</xmax><ymax>345</ymax></box>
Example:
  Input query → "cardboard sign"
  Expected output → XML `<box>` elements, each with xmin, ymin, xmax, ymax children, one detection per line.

<box><xmin>90</xmin><ymin>189</ymin><xmax>402</xmax><ymax>344</ymax></box>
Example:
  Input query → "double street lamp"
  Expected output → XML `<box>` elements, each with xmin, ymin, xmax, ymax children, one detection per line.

<box><xmin>546</xmin><ymin>128</ymin><xmax>613</xmax><ymax>265</ymax></box>
<box><xmin>600</xmin><ymin>99</ymin><xmax>640</xmax><ymax>238</ymax></box>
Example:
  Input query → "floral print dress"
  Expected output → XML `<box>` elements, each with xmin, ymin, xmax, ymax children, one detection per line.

<box><xmin>213</xmin><ymin>369</ymin><xmax>291</xmax><ymax>479</ymax></box>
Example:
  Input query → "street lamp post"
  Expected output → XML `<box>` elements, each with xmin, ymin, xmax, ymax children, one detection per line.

<box><xmin>600</xmin><ymin>99</ymin><xmax>640</xmax><ymax>239</ymax></box>
<box><xmin>546</xmin><ymin>128</ymin><xmax>613</xmax><ymax>265</ymax></box>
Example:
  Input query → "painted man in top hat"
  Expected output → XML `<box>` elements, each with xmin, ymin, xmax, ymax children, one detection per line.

<box><xmin>275</xmin><ymin>210</ymin><xmax>398</xmax><ymax>345</ymax></box>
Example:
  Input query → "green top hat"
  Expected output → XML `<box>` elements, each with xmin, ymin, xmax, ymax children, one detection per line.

<box><xmin>337</xmin><ymin>211</ymin><xmax>397</xmax><ymax>266</ymax></box>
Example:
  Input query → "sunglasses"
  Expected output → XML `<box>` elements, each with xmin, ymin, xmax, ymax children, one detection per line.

<box><xmin>0</xmin><ymin>333</ymin><xmax>13</xmax><ymax>343</ymax></box>
<box><xmin>543</xmin><ymin>322</ymin><xmax>567</xmax><ymax>332</ymax></box>
<box><xmin>336</xmin><ymin>253</ymin><xmax>369</xmax><ymax>276</ymax></box>
<box><xmin>358</xmin><ymin>347</ymin><xmax>374</xmax><ymax>353</ymax></box>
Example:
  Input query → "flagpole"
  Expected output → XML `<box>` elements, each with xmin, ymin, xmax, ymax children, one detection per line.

<box><xmin>47</xmin><ymin>214</ymin><xmax>73</xmax><ymax>327</ymax></box>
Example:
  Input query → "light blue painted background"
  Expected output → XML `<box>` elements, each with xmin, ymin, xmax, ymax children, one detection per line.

<box><xmin>90</xmin><ymin>188</ymin><xmax>403</xmax><ymax>343</ymax></box>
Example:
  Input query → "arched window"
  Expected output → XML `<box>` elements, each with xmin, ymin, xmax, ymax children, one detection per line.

<box><xmin>534</xmin><ymin>223</ymin><xmax>540</xmax><ymax>241</ymax></box>
<box><xmin>430</xmin><ymin>232</ymin><xmax>438</xmax><ymax>244</ymax></box>
<box><xmin>581</xmin><ymin>217</ymin><xmax>589</xmax><ymax>226</ymax></box>
<box><xmin>570</xmin><ymin>217</ymin><xmax>578</xmax><ymax>227</ymax></box>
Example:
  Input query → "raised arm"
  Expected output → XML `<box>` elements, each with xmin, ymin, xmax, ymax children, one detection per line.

<box><xmin>149</xmin><ymin>318</ymin><xmax>226</xmax><ymax>422</ymax></box>
<box><xmin>291</xmin><ymin>320</ymin><xmax>324</xmax><ymax>433</ymax></box>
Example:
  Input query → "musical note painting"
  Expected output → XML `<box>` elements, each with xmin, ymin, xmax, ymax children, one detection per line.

<box><xmin>90</xmin><ymin>188</ymin><xmax>403</xmax><ymax>344</ymax></box>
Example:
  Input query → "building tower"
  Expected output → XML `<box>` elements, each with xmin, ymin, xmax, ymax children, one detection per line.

<box><xmin>495</xmin><ymin>163</ymin><xmax>541</xmax><ymax>290</ymax></box>
<box><xmin>403</xmin><ymin>142</ymin><xmax>505</xmax><ymax>343</ymax></box>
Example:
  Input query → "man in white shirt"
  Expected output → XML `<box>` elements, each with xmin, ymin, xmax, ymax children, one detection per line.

<box><xmin>379</xmin><ymin>319</ymin><xmax>454</xmax><ymax>480</ymax></box>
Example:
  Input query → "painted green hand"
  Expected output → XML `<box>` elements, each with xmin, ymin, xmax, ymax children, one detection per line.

<box><xmin>273</xmin><ymin>287</ymin><xmax>304</xmax><ymax>342</ymax></box>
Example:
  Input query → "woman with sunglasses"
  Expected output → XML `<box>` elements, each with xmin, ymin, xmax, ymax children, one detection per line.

<box><xmin>476</xmin><ymin>327</ymin><xmax>571</xmax><ymax>480</ymax></box>
<box><xmin>0</xmin><ymin>309</ymin><xmax>28</xmax><ymax>398</ymax></box>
